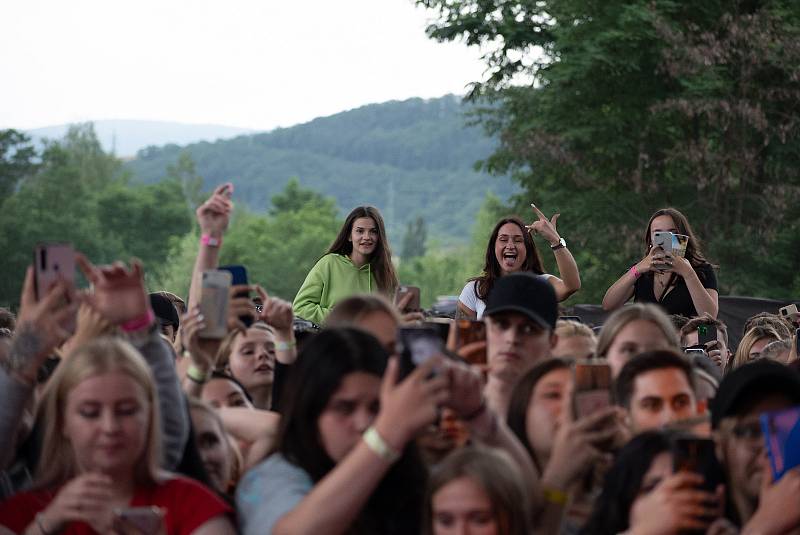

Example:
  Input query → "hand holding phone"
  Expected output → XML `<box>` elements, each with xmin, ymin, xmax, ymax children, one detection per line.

<box><xmin>395</xmin><ymin>285</ymin><xmax>421</xmax><ymax>312</ymax></box>
<box><xmin>34</xmin><ymin>243</ymin><xmax>76</xmax><ymax>301</ymax></box>
<box><xmin>572</xmin><ymin>360</ymin><xmax>612</xmax><ymax>419</ymax></box>
<box><xmin>398</xmin><ymin>326</ymin><xmax>446</xmax><ymax>379</ymax></box>
<box><xmin>199</xmin><ymin>270</ymin><xmax>232</xmax><ymax>339</ymax></box>
<box><xmin>219</xmin><ymin>265</ymin><xmax>254</xmax><ymax>329</ymax></box>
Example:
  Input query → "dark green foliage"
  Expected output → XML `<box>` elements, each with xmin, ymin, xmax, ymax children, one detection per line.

<box><xmin>418</xmin><ymin>0</ymin><xmax>800</xmax><ymax>301</ymax></box>
<box><xmin>0</xmin><ymin>129</ymin><xmax>38</xmax><ymax>201</ymax></box>
<box><xmin>401</xmin><ymin>216</ymin><xmax>428</xmax><ymax>260</ymax></box>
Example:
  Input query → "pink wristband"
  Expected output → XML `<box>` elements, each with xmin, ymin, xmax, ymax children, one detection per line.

<box><xmin>121</xmin><ymin>309</ymin><xmax>155</xmax><ymax>332</ymax></box>
<box><xmin>630</xmin><ymin>265</ymin><xmax>641</xmax><ymax>280</ymax></box>
<box><xmin>201</xmin><ymin>234</ymin><xmax>222</xmax><ymax>247</ymax></box>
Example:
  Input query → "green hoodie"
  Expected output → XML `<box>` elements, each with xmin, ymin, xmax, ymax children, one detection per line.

<box><xmin>292</xmin><ymin>253</ymin><xmax>376</xmax><ymax>325</ymax></box>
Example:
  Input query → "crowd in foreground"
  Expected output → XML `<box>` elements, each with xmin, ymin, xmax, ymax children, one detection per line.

<box><xmin>0</xmin><ymin>182</ymin><xmax>799</xmax><ymax>535</ymax></box>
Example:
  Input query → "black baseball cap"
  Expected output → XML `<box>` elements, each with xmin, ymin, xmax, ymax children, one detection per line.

<box><xmin>709</xmin><ymin>359</ymin><xmax>800</xmax><ymax>429</ymax></box>
<box><xmin>484</xmin><ymin>273</ymin><xmax>558</xmax><ymax>330</ymax></box>
<box><xmin>149</xmin><ymin>292</ymin><xmax>180</xmax><ymax>329</ymax></box>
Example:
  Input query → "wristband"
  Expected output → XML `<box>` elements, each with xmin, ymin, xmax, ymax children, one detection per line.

<box><xmin>542</xmin><ymin>486</ymin><xmax>569</xmax><ymax>506</ymax></box>
<box><xmin>186</xmin><ymin>364</ymin><xmax>210</xmax><ymax>384</ymax></box>
<box><xmin>121</xmin><ymin>309</ymin><xmax>155</xmax><ymax>333</ymax></box>
<box><xmin>629</xmin><ymin>265</ymin><xmax>641</xmax><ymax>280</ymax></box>
<box><xmin>201</xmin><ymin>234</ymin><xmax>222</xmax><ymax>247</ymax></box>
<box><xmin>275</xmin><ymin>340</ymin><xmax>297</xmax><ymax>351</ymax></box>
<box><xmin>363</xmin><ymin>426</ymin><xmax>401</xmax><ymax>464</ymax></box>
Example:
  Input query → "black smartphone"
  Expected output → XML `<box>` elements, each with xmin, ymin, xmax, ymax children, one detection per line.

<box><xmin>218</xmin><ymin>265</ymin><xmax>253</xmax><ymax>328</ymax></box>
<box><xmin>672</xmin><ymin>437</ymin><xmax>723</xmax><ymax>492</ymax></box>
<box><xmin>697</xmin><ymin>324</ymin><xmax>717</xmax><ymax>346</ymax></box>
<box><xmin>454</xmin><ymin>319</ymin><xmax>487</xmax><ymax>365</ymax></box>
<box><xmin>572</xmin><ymin>360</ymin><xmax>612</xmax><ymax>419</ymax></box>
<box><xmin>559</xmin><ymin>315</ymin><xmax>582</xmax><ymax>324</ymax></box>
<box><xmin>398</xmin><ymin>326</ymin><xmax>444</xmax><ymax>379</ymax></box>
<box><xmin>796</xmin><ymin>328</ymin><xmax>800</xmax><ymax>356</ymax></box>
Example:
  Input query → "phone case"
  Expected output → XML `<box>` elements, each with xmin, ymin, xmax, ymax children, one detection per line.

<box><xmin>761</xmin><ymin>406</ymin><xmax>800</xmax><ymax>481</ymax></box>
<box><xmin>671</xmin><ymin>438</ymin><xmax>722</xmax><ymax>492</ymax></box>
<box><xmin>573</xmin><ymin>360</ymin><xmax>612</xmax><ymax>419</ymax></box>
<box><xmin>218</xmin><ymin>265</ymin><xmax>252</xmax><ymax>328</ymax></box>
<box><xmin>34</xmin><ymin>243</ymin><xmax>75</xmax><ymax>301</ymax></box>
<box><xmin>199</xmin><ymin>270</ymin><xmax>232</xmax><ymax>339</ymax></box>
<box><xmin>398</xmin><ymin>326</ymin><xmax>443</xmax><ymax>378</ymax></box>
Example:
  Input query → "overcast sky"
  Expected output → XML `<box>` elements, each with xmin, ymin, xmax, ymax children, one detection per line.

<box><xmin>0</xmin><ymin>0</ymin><xmax>486</xmax><ymax>130</ymax></box>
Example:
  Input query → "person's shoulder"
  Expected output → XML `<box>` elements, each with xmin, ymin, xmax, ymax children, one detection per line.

<box><xmin>241</xmin><ymin>454</ymin><xmax>310</xmax><ymax>487</ymax></box>
<box><xmin>0</xmin><ymin>489</ymin><xmax>54</xmax><ymax>531</ymax></box>
<box><xmin>459</xmin><ymin>280</ymin><xmax>479</xmax><ymax>304</ymax></box>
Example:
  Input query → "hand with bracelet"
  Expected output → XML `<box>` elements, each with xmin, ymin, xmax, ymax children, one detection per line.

<box><xmin>6</xmin><ymin>266</ymin><xmax>79</xmax><ymax>386</ymax></box>
<box><xmin>527</xmin><ymin>203</ymin><xmax>564</xmax><ymax>249</ymax></box>
<box><xmin>181</xmin><ymin>307</ymin><xmax>221</xmax><ymax>390</ymax></box>
<box><xmin>76</xmin><ymin>256</ymin><xmax>152</xmax><ymax>330</ymax></box>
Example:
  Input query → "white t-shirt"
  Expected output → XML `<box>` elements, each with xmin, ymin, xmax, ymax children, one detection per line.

<box><xmin>459</xmin><ymin>275</ymin><xmax>553</xmax><ymax>319</ymax></box>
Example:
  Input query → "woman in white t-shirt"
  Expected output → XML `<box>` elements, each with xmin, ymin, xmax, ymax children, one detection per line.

<box><xmin>458</xmin><ymin>207</ymin><xmax>581</xmax><ymax>319</ymax></box>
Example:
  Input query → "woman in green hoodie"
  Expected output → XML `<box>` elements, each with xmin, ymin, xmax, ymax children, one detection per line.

<box><xmin>293</xmin><ymin>206</ymin><xmax>399</xmax><ymax>325</ymax></box>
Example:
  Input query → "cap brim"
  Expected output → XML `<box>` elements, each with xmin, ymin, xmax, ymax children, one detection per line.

<box><xmin>484</xmin><ymin>305</ymin><xmax>551</xmax><ymax>330</ymax></box>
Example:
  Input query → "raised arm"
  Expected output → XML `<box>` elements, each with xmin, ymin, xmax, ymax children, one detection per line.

<box><xmin>270</xmin><ymin>358</ymin><xmax>447</xmax><ymax>535</ymax></box>
<box><xmin>187</xmin><ymin>184</ymin><xmax>234</xmax><ymax>313</ymax></box>
<box><xmin>602</xmin><ymin>247</ymin><xmax>659</xmax><ymax>311</ymax></box>
<box><xmin>527</xmin><ymin>204</ymin><xmax>580</xmax><ymax>301</ymax></box>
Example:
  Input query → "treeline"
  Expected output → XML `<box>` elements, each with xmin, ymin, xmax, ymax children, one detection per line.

<box><xmin>0</xmin><ymin>125</ymin><xmax>505</xmax><ymax>308</ymax></box>
<box><xmin>126</xmin><ymin>96</ymin><xmax>517</xmax><ymax>247</ymax></box>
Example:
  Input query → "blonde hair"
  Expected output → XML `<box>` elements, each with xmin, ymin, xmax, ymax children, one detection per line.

<box><xmin>326</xmin><ymin>294</ymin><xmax>401</xmax><ymax>327</ymax></box>
<box><xmin>729</xmin><ymin>325</ymin><xmax>782</xmax><ymax>371</ymax></box>
<box><xmin>555</xmin><ymin>319</ymin><xmax>596</xmax><ymax>341</ymax></box>
<box><xmin>214</xmin><ymin>322</ymin><xmax>274</xmax><ymax>371</ymax></box>
<box><xmin>596</xmin><ymin>304</ymin><xmax>680</xmax><ymax>358</ymax></box>
<box><xmin>36</xmin><ymin>337</ymin><xmax>162</xmax><ymax>490</ymax></box>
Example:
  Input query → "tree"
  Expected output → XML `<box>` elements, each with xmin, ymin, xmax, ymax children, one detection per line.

<box><xmin>0</xmin><ymin>129</ymin><xmax>38</xmax><ymax>201</ymax></box>
<box><xmin>417</xmin><ymin>0</ymin><xmax>800</xmax><ymax>300</ymax></box>
<box><xmin>401</xmin><ymin>216</ymin><xmax>428</xmax><ymax>259</ymax></box>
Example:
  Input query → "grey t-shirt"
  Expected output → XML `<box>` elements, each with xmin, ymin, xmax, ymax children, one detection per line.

<box><xmin>236</xmin><ymin>453</ymin><xmax>313</xmax><ymax>535</ymax></box>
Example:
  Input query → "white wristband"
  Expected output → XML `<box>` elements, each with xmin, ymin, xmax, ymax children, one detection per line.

<box><xmin>362</xmin><ymin>426</ymin><xmax>401</xmax><ymax>464</ymax></box>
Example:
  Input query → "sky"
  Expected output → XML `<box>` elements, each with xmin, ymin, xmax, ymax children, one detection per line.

<box><xmin>0</xmin><ymin>0</ymin><xmax>487</xmax><ymax>131</ymax></box>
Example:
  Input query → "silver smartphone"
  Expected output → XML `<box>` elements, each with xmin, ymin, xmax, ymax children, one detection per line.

<box><xmin>199</xmin><ymin>270</ymin><xmax>232</xmax><ymax>339</ymax></box>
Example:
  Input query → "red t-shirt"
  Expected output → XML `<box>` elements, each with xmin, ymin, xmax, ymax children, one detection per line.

<box><xmin>0</xmin><ymin>476</ymin><xmax>231</xmax><ymax>534</ymax></box>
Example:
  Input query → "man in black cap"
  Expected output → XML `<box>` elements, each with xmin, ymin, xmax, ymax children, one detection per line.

<box><xmin>150</xmin><ymin>292</ymin><xmax>181</xmax><ymax>343</ymax></box>
<box><xmin>710</xmin><ymin>359</ymin><xmax>800</xmax><ymax>528</ymax></box>
<box><xmin>482</xmin><ymin>272</ymin><xmax>559</xmax><ymax>417</ymax></box>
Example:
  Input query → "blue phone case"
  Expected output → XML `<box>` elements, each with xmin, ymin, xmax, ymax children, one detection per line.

<box><xmin>760</xmin><ymin>405</ymin><xmax>800</xmax><ymax>481</ymax></box>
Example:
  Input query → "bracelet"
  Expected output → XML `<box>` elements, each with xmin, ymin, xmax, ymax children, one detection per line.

<box><xmin>201</xmin><ymin>234</ymin><xmax>222</xmax><ymax>247</ymax></box>
<box><xmin>363</xmin><ymin>426</ymin><xmax>401</xmax><ymax>464</ymax></box>
<box><xmin>542</xmin><ymin>486</ymin><xmax>569</xmax><ymax>506</ymax></box>
<box><xmin>35</xmin><ymin>512</ymin><xmax>51</xmax><ymax>535</ymax></box>
<box><xmin>120</xmin><ymin>309</ymin><xmax>155</xmax><ymax>333</ymax></box>
<box><xmin>275</xmin><ymin>340</ymin><xmax>296</xmax><ymax>351</ymax></box>
<box><xmin>186</xmin><ymin>364</ymin><xmax>210</xmax><ymax>384</ymax></box>
<box><xmin>629</xmin><ymin>265</ymin><xmax>641</xmax><ymax>280</ymax></box>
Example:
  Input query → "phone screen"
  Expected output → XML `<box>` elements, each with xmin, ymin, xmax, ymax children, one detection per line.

<box><xmin>672</xmin><ymin>437</ymin><xmax>723</xmax><ymax>491</ymax></box>
<box><xmin>34</xmin><ymin>243</ymin><xmax>76</xmax><ymax>301</ymax></box>
<box><xmin>398</xmin><ymin>326</ymin><xmax>443</xmax><ymax>378</ymax></box>
<box><xmin>760</xmin><ymin>406</ymin><xmax>800</xmax><ymax>481</ymax></box>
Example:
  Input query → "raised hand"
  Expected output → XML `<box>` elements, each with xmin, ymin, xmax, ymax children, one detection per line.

<box><xmin>182</xmin><ymin>307</ymin><xmax>221</xmax><ymax>374</ymax></box>
<box><xmin>628</xmin><ymin>472</ymin><xmax>721</xmax><ymax>535</ymax></box>
<box><xmin>10</xmin><ymin>266</ymin><xmax>79</xmax><ymax>383</ymax></box>
<box><xmin>227</xmin><ymin>284</ymin><xmax>256</xmax><ymax>332</ymax></box>
<box><xmin>527</xmin><ymin>203</ymin><xmax>562</xmax><ymax>246</ymax></box>
<box><xmin>196</xmin><ymin>183</ymin><xmax>234</xmax><ymax>237</ymax></box>
<box><xmin>60</xmin><ymin>303</ymin><xmax>114</xmax><ymax>358</ymax></box>
<box><xmin>77</xmin><ymin>256</ymin><xmax>150</xmax><ymax>327</ymax></box>
<box><xmin>373</xmin><ymin>357</ymin><xmax>450</xmax><ymax>452</ymax></box>
<box><xmin>255</xmin><ymin>286</ymin><xmax>294</xmax><ymax>338</ymax></box>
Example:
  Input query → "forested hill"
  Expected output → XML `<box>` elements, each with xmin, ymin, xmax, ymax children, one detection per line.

<box><xmin>126</xmin><ymin>95</ymin><xmax>516</xmax><ymax>244</ymax></box>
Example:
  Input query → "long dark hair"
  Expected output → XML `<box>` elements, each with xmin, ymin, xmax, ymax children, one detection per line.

<box><xmin>471</xmin><ymin>216</ymin><xmax>545</xmax><ymax>300</ymax></box>
<box><xmin>644</xmin><ymin>208</ymin><xmax>714</xmax><ymax>269</ymax></box>
<box><xmin>277</xmin><ymin>327</ymin><xmax>426</xmax><ymax>534</ymax></box>
<box><xmin>506</xmin><ymin>358</ymin><xmax>572</xmax><ymax>473</ymax></box>
<box><xmin>327</xmin><ymin>206</ymin><xmax>398</xmax><ymax>295</ymax></box>
<box><xmin>579</xmin><ymin>431</ymin><xmax>675</xmax><ymax>535</ymax></box>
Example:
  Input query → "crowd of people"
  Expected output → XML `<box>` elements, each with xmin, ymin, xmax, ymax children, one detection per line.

<box><xmin>0</xmin><ymin>182</ymin><xmax>799</xmax><ymax>535</ymax></box>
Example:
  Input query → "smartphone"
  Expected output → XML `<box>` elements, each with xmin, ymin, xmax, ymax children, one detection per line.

<box><xmin>760</xmin><ymin>406</ymin><xmax>800</xmax><ymax>481</ymax></box>
<box><xmin>779</xmin><ymin>304</ymin><xmax>799</xmax><ymax>319</ymax></box>
<box><xmin>396</xmin><ymin>285</ymin><xmax>421</xmax><ymax>312</ymax></box>
<box><xmin>424</xmin><ymin>317</ymin><xmax>451</xmax><ymax>344</ymax></box>
<box><xmin>672</xmin><ymin>437</ymin><xmax>723</xmax><ymax>492</ymax></box>
<box><xmin>199</xmin><ymin>270</ymin><xmax>232</xmax><ymax>339</ymax></box>
<box><xmin>572</xmin><ymin>360</ymin><xmax>612</xmax><ymax>419</ymax></box>
<box><xmin>454</xmin><ymin>319</ymin><xmax>487</xmax><ymax>365</ymax></box>
<box><xmin>652</xmin><ymin>231</ymin><xmax>672</xmax><ymax>271</ymax></box>
<box><xmin>33</xmin><ymin>243</ymin><xmax>75</xmax><ymax>301</ymax></box>
<box><xmin>684</xmin><ymin>347</ymin><xmax>708</xmax><ymax>359</ymax></box>
<box><xmin>398</xmin><ymin>326</ymin><xmax>444</xmax><ymax>378</ymax></box>
<box><xmin>796</xmin><ymin>328</ymin><xmax>800</xmax><ymax>355</ymax></box>
<box><xmin>218</xmin><ymin>265</ymin><xmax>253</xmax><ymax>328</ymax></box>
<box><xmin>112</xmin><ymin>506</ymin><xmax>164</xmax><ymax>535</ymax></box>
<box><xmin>696</xmin><ymin>324</ymin><xmax>717</xmax><ymax>346</ymax></box>
<box><xmin>559</xmin><ymin>315</ymin><xmax>582</xmax><ymax>324</ymax></box>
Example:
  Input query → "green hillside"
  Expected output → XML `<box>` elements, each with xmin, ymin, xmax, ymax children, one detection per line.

<box><xmin>126</xmin><ymin>95</ymin><xmax>517</xmax><ymax>244</ymax></box>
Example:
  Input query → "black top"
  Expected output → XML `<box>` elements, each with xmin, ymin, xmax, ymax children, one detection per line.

<box><xmin>634</xmin><ymin>263</ymin><xmax>718</xmax><ymax>318</ymax></box>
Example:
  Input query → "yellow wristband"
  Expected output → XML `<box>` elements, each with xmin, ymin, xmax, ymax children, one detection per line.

<box><xmin>186</xmin><ymin>364</ymin><xmax>209</xmax><ymax>384</ymax></box>
<box><xmin>275</xmin><ymin>340</ymin><xmax>296</xmax><ymax>351</ymax></box>
<box><xmin>542</xmin><ymin>486</ymin><xmax>569</xmax><ymax>506</ymax></box>
<box><xmin>363</xmin><ymin>426</ymin><xmax>401</xmax><ymax>464</ymax></box>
